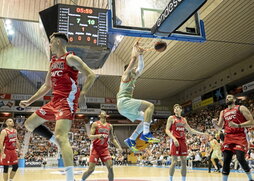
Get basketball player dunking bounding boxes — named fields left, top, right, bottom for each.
left=117, top=41, right=159, bottom=152
left=0, top=119, right=20, bottom=181
left=166, top=104, right=207, bottom=181
left=212, top=94, right=254, bottom=181
left=81, top=110, right=123, bottom=181
left=19, top=33, right=96, bottom=181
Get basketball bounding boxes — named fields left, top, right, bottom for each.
left=154, top=41, right=167, bottom=52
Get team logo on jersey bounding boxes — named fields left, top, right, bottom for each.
left=98, top=128, right=109, bottom=134
left=175, top=122, right=184, bottom=127
left=8, top=133, right=16, bottom=139
left=224, top=114, right=236, bottom=121
left=224, top=110, right=237, bottom=117
left=51, top=62, right=64, bottom=69
left=39, top=108, right=46, bottom=115
left=51, top=70, right=63, bottom=77
left=176, top=127, right=185, bottom=131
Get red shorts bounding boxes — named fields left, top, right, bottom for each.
left=0, top=149, right=18, bottom=166
left=222, top=133, right=248, bottom=153
left=36, top=95, right=79, bottom=121
left=170, top=138, right=188, bottom=156
left=89, top=146, right=111, bottom=163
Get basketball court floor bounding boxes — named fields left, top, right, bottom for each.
left=11, top=166, right=247, bottom=181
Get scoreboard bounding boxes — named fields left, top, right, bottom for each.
left=58, top=5, right=108, bottom=47
left=39, top=4, right=112, bottom=69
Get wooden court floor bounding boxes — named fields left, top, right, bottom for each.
left=2, top=166, right=248, bottom=181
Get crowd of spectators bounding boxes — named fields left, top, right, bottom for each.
left=2, top=93, right=254, bottom=169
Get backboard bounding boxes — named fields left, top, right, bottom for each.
left=108, top=0, right=207, bottom=42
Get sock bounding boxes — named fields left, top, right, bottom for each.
left=130, top=122, right=143, bottom=140
left=222, top=174, right=228, bottom=181
left=246, top=172, right=253, bottom=180
left=33, top=125, right=53, bottom=140
left=182, top=176, right=186, bottom=181
left=65, top=166, right=74, bottom=181
left=143, top=122, right=150, bottom=134
left=169, top=176, right=173, bottom=181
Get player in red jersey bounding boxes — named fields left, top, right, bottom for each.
left=81, top=110, right=123, bottom=181
left=165, top=104, right=207, bottom=181
left=0, top=119, right=20, bottom=181
left=19, top=33, right=96, bottom=181
left=212, top=94, right=254, bottom=181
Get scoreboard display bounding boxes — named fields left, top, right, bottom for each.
left=39, top=4, right=112, bottom=69
left=58, top=4, right=108, bottom=47
left=40, top=4, right=108, bottom=47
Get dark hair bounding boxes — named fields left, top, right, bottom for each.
left=50, top=32, right=69, bottom=43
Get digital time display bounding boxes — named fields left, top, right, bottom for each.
left=58, top=4, right=108, bottom=47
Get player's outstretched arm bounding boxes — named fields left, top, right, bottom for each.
left=184, top=118, right=207, bottom=136
left=165, top=116, right=179, bottom=146
left=109, top=125, right=123, bottom=152
left=0, top=130, right=7, bottom=155
left=229, top=106, right=254, bottom=128
left=66, top=54, right=96, bottom=109
left=212, top=111, right=224, bottom=130
left=135, top=55, right=144, bottom=77
left=19, top=68, right=52, bottom=108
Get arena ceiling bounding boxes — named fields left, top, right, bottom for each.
left=0, top=0, right=253, bottom=101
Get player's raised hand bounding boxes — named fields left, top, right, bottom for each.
left=98, top=134, right=108, bottom=139
left=229, top=121, right=239, bottom=128
left=19, top=100, right=31, bottom=108
left=131, top=40, right=145, bottom=58
left=212, top=118, right=218, bottom=124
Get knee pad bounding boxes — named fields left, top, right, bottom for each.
left=12, top=164, right=18, bottom=172
left=3, top=165, right=9, bottom=173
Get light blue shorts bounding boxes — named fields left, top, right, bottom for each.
left=117, top=97, right=143, bottom=122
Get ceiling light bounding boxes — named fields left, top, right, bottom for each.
left=5, top=19, right=12, bottom=25
left=8, top=30, right=15, bottom=35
